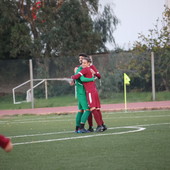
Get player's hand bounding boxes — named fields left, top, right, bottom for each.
left=90, top=69, right=95, bottom=76
left=74, top=67, right=78, bottom=73
left=4, top=140, right=13, bottom=152
left=69, top=80, right=75, bottom=86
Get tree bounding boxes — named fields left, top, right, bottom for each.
left=0, top=0, right=118, bottom=59
left=16, top=0, right=118, bottom=58
left=94, top=5, right=118, bottom=52
left=0, top=0, right=32, bottom=59
left=129, top=7, right=170, bottom=91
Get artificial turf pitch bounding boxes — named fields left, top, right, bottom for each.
left=0, top=110, right=170, bottom=170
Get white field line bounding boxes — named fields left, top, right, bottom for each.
left=0, top=110, right=170, bottom=124
left=111, top=115, right=170, bottom=119
left=136, top=122, right=170, bottom=127
left=0, top=115, right=73, bottom=124
left=107, top=109, right=170, bottom=114
left=1, top=114, right=170, bottom=125
left=0, top=109, right=169, bottom=124
left=11, top=115, right=72, bottom=121
left=0, top=119, right=75, bottom=124
left=9, top=126, right=145, bottom=139
left=13, top=126, right=146, bottom=146
left=12, top=122, right=170, bottom=146
left=10, top=131, right=74, bottom=138
left=10, top=122, right=170, bottom=139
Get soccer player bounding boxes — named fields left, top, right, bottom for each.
left=87, top=56, right=102, bottom=130
left=73, top=66, right=95, bottom=133
left=71, top=57, right=107, bottom=132
left=76, top=54, right=103, bottom=131
left=71, top=54, right=95, bottom=133
left=75, top=54, right=97, bottom=132
left=0, top=134, right=13, bottom=152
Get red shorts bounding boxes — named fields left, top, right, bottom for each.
left=86, top=90, right=101, bottom=108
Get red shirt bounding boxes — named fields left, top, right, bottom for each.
left=72, top=67, right=97, bottom=93
left=90, top=65, right=101, bottom=79
left=0, top=135, right=10, bottom=149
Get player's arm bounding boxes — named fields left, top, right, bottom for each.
left=0, top=134, right=13, bottom=152
left=71, top=73, right=81, bottom=80
left=90, top=65, right=101, bottom=79
left=71, top=67, right=87, bottom=80
left=80, top=75, right=94, bottom=82
left=74, top=67, right=78, bottom=73
left=70, top=66, right=80, bottom=85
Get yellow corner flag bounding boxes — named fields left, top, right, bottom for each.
left=124, top=73, right=130, bottom=85
left=124, top=73, right=130, bottom=111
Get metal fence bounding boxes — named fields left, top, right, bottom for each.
left=0, top=51, right=169, bottom=106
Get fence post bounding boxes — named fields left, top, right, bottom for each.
left=45, top=79, right=48, bottom=99
left=151, top=52, right=156, bottom=101
left=29, top=59, right=34, bottom=108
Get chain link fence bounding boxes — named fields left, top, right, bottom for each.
left=0, top=51, right=169, bottom=107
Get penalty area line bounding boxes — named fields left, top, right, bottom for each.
left=13, top=126, right=145, bottom=146
left=10, top=122, right=170, bottom=139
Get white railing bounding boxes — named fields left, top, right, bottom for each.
left=12, top=80, right=31, bottom=104
left=26, top=79, right=46, bottom=103
left=12, top=78, right=72, bottom=104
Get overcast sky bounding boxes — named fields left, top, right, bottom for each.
left=100, top=0, right=165, bottom=50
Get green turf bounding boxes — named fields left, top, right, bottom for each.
left=0, top=110, right=170, bottom=170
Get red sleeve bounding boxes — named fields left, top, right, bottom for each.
left=71, top=73, right=81, bottom=80
left=90, top=65, right=101, bottom=79
left=0, top=135, right=10, bottom=149
left=71, top=67, right=88, bottom=80
left=80, top=67, right=88, bottom=75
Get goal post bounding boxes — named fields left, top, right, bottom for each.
left=12, top=78, right=72, bottom=104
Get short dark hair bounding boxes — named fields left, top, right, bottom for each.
left=78, top=53, right=87, bottom=58
left=82, top=57, right=92, bottom=63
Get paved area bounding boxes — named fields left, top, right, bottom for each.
left=0, top=101, right=170, bottom=117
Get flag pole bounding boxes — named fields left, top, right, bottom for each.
left=124, top=73, right=127, bottom=112
left=124, top=73, right=130, bottom=112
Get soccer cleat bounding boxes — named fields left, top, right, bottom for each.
left=75, top=126, right=79, bottom=133
left=77, top=128, right=87, bottom=133
left=102, top=124, right=107, bottom=131
left=95, top=125, right=104, bottom=132
left=87, top=127, right=94, bottom=133
left=75, top=130, right=78, bottom=133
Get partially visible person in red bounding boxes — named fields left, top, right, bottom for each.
left=0, top=134, right=13, bottom=152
